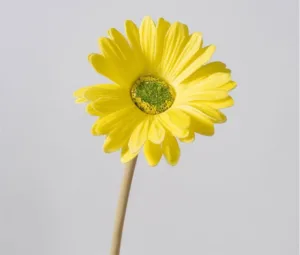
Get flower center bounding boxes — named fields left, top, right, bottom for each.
left=130, top=75, right=175, bottom=115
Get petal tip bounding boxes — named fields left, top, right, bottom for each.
left=209, top=44, right=216, bottom=52
left=167, top=158, right=179, bottom=166
left=88, top=53, right=96, bottom=63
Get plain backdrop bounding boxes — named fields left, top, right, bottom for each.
left=0, top=0, right=298, bottom=254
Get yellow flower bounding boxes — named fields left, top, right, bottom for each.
left=74, top=16, right=236, bottom=166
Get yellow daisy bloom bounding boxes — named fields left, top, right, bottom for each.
left=74, top=16, right=236, bottom=166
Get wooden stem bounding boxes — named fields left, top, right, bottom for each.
left=110, top=156, right=138, bottom=255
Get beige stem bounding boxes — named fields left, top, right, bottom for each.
left=110, top=156, right=138, bottom=255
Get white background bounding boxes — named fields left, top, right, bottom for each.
left=0, top=0, right=298, bottom=254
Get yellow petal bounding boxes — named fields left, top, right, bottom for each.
left=98, top=38, right=137, bottom=86
left=158, top=109, right=190, bottom=138
left=125, top=20, right=142, bottom=52
left=73, top=86, right=92, bottom=103
left=179, top=131, right=195, bottom=143
left=144, top=140, right=162, bottom=166
left=121, top=145, right=138, bottom=163
left=75, top=97, right=88, bottom=103
left=154, top=18, right=170, bottom=67
left=162, top=134, right=180, bottom=166
left=84, top=84, right=121, bottom=101
left=92, top=107, right=136, bottom=135
left=173, top=45, right=216, bottom=86
left=103, top=135, right=123, bottom=153
left=91, top=97, right=132, bottom=116
left=183, top=89, right=229, bottom=101
left=139, top=16, right=156, bottom=68
left=73, top=86, right=91, bottom=98
left=74, top=84, right=122, bottom=108
left=108, top=27, right=145, bottom=81
left=103, top=115, right=143, bottom=153
left=193, top=120, right=214, bottom=136
left=128, top=118, right=150, bottom=154
left=88, top=53, right=126, bottom=86
left=103, top=125, right=132, bottom=153
left=182, top=61, right=230, bottom=84
left=189, top=103, right=227, bottom=123
left=170, top=32, right=202, bottom=79
left=160, top=22, right=189, bottom=79
left=99, top=37, right=125, bottom=61
left=200, top=96, right=234, bottom=109
left=148, top=118, right=165, bottom=144
left=86, top=103, right=102, bottom=116
left=108, top=28, right=132, bottom=60
left=91, top=117, right=102, bottom=136
left=219, top=81, right=237, bottom=91
left=179, top=105, right=215, bottom=136
left=184, top=72, right=231, bottom=90
left=125, top=20, right=146, bottom=73
left=88, top=85, right=131, bottom=116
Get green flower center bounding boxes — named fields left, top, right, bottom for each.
left=130, top=75, right=176, bottom=115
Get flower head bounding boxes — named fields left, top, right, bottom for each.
left=74, top=16, right=236, bottom=166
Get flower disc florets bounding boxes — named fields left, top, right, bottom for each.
left=131, top=75, right=176, bottom=114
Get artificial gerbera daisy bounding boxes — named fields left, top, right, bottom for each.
left=74, top=16, right=236, bottom=166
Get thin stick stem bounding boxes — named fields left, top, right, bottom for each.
left=110, top=156, right=138, bottom=255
